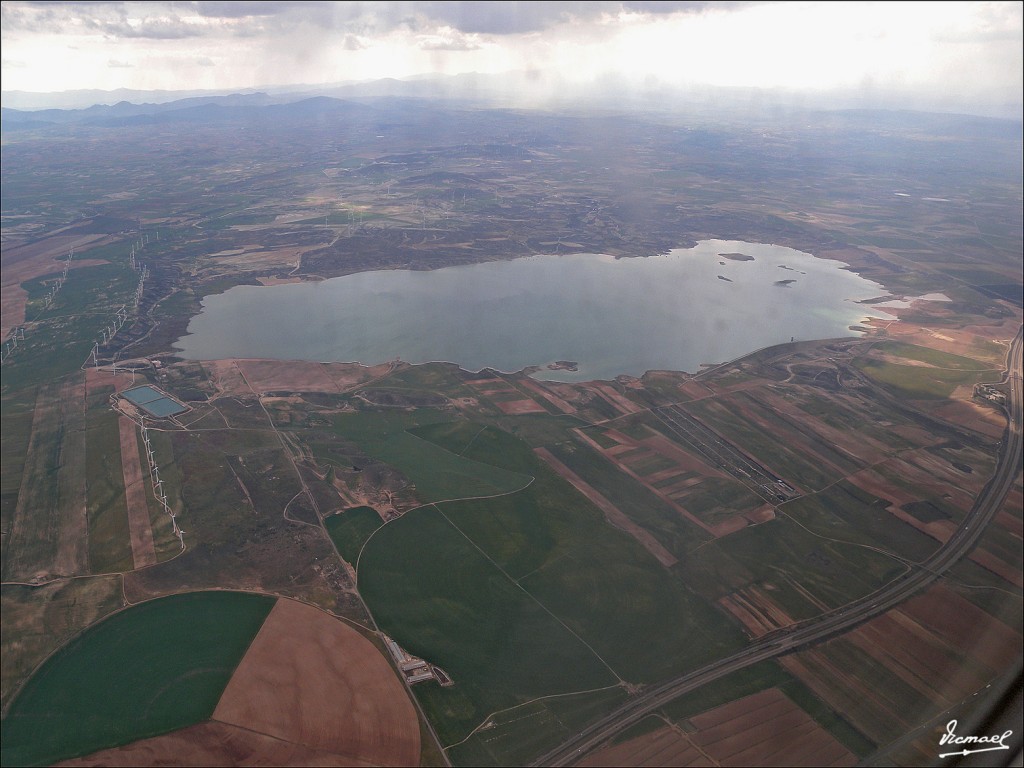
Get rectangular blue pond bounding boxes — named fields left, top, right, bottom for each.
left=122, top=386, right=187, bottom=417
left=122, top=386, right=165, bottom=406
left=139, top=397, right=188, bottom=417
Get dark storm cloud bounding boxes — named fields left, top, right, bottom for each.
left=86, top=16, right=202, bottom=39
left=620, top=1, right=756, bottom=16
left=3, top=1, right=751, bottom=39
left=191, top=1, right=318, bottom=17
left=403, top=1, right=748, bottom=35
left=3, top=2, right=215, bottom=38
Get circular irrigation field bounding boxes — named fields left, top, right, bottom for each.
left=1, top=591, right=420, bottom=767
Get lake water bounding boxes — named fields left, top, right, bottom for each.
left=174, top=240, right=894, bottom=382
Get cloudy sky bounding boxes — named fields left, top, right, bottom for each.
left=2, top=1, right=1021, bottom=114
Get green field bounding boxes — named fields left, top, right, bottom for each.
left=0, top=591, right=274, bottom=767
left=782, top=481, right=941, bottom=563
left=84, top=405, right=133, bottom=573
left=1, top=93, right=1022, bottom=768
left=0, top=263, right=138, bottom=394
left=360, top=506, right=618, bottom=747
left=541, top=438, right=712, bottom=558
left=0, top=577, right=123, bottom=712
left=356, top=418, right=747, bottom=762
left=330, top=411, right=533, bottom=502
left=855, top=358, right=998, bottom=399
left=0, top=387, right=37, bottom=574
left=448, top=686, right=628, bottom=766
left=680, top=514, right=912, bottom=620
left=870, top=341, right=994, bottom=370
left=1, top=379, right=87, bottom=581
left=324, top=505, right=384, bottom=564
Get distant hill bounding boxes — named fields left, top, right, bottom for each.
left=8, top=71, right=1019, bottom=119
left=0, top=95, right=390, bottom=132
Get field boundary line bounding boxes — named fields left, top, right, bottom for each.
left=775, top=500, right=926, bottom=568
left=430, top=501, right=626, bottom=685
left=443, top=683, right=625, bottom=751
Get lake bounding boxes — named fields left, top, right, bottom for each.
left=173, top=239, right=894, bottom=382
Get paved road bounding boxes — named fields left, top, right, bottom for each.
left=534, top=325, right=1023, bottom=767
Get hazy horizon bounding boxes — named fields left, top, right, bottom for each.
left=3, top=1, right=1021, bottom=118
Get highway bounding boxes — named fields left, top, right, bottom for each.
left=533, top=325, right=1023, bottom=767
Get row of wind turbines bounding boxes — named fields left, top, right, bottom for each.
left=89, top=232, right=152, bottom=367
left=1, top=249, right=75, bottom=365
left=140, top=418, right=185, bottom=550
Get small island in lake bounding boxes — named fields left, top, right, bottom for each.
left=719, top=252, right=755, bottom=261
left=718, top=275, right=733, bottom=282
left=775, top=279, right=797, bottom=286
left=547, top=360, right=579, bottom=371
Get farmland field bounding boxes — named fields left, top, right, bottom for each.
left=0, top=591, right=274, bottom=767
left=1, top=78, right=1021, bottom=768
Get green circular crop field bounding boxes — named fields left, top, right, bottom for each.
left=0, top=590, right=274, bottom=767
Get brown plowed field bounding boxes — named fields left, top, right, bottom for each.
left=930, top=399, right=1007, bottom=439
left=518, top=376, right=577, bottom=413
left=56, top=720, right=382, bottom=767
left=967, top=548, right=1023, bottom=588
left=995, top=508, right=1023, bottom=538
left=674, top=379, right=716, bottom=401
left=688, top=689, right=855, bottom=766
left=718, top=587, right=795, bottom=637
left=578, top=726, right=714, bottom=767
left=590, top=383, right=644, bottom=415
left=708, top=517, right=749, bottom=538
left=61, top=599, right=419, bottom=766
left=781, top=583, right=1022, bottom=745
left=496, top=398, right=547, bottom=414
left=212, top=598, right=420, bottom=766
left=899, top=584, right=1022, bottom=670
left=202, top=359, right=397, bottom=398
left=639, top=431, right=728, bottom=480
left=581, top=688, right=855, bottom=767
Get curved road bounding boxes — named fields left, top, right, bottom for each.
left=534, top=325, right=1023, bottom=767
